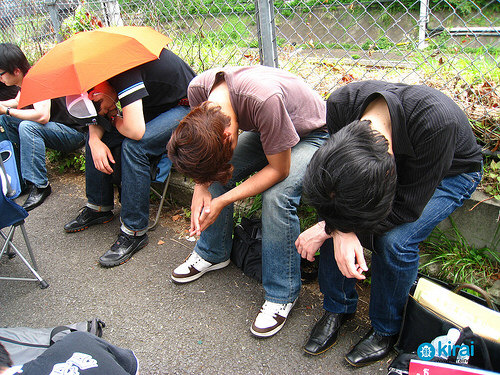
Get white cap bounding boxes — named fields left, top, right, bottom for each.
left=66, top=92, right=97, bottom=119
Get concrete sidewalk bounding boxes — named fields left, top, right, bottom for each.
left=0, top=172, right=390, bottom=374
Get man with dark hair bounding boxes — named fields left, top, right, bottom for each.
left=167, top=65, right=329, bottom=337
left=295, top=80, right=482, bottom=366
left=0, top=332, right=139, bottom=374
left=0, top=43, right=86, bottom=210
left=64, top=48, right=195, bottom=268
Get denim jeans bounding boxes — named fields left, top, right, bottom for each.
left=0, top=115, right=85, bottom=187
left=195, top=129, right=329, bottom=304
left=85, top=105, right=191, bottom=235
left=318, top=170, right=482, bottom=335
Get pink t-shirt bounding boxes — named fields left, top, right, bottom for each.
left=187, top=66, right=327, bottom=155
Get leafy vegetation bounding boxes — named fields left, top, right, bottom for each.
left=47, top=149, right=85, bottom=173
left=420, top=218, right=500, bottom=291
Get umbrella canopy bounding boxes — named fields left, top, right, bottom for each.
left=18, top=26, right=171, bottom=108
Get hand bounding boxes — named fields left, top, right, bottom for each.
left=0, top=104, right=7, bottom=115
left=295, top=222, right=330, bottom=262
left=332, top=231, right=368, bottom=280
left=88, top=138, right=115, bottom=174
left=190, top=184, right=213, bottom=236
left=197, top=196, right=225, bottom=232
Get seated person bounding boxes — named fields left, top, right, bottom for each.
left=0, top=331, right=139, bottom=375
left=0, top=43, right=86, bottom=211
left=167, top=65, right=329, bottom=337
left=64, top=48, right=195, bottom=268
left=295, top=80, right=483, bottom=367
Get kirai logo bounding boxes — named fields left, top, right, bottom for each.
left=417, top=341, right=474, bottom=361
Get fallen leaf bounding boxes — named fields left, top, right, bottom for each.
left=157, top=240, right=165, bottom=245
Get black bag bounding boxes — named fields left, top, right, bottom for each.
left=388, top=276, right=500, bottom=374
left=0, top=318, right=105, bottom=366
left=231, top=217, right=262, bottom=282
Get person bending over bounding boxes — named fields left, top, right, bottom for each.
left=64, top=48, right=195, bottom=267
left=295, top=80, right=482, bottom=367
left=168, top=65, right=329, bottom=337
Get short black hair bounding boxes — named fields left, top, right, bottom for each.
left=0, top=342, right=12, bottom=369
left=303, top=119, right=396, bottom=235
left=0, top=43, right=30, bottom=76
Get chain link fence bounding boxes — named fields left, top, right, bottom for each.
left=0, top=0, right=499, bottom=149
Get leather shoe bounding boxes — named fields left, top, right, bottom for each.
left=345, top=328, right=398, bottom=367
left=64, top=207, right=114, bottom=233
left=304, top=311, right=355, bottom=355
left=99, top=231, right=149, bottom=267
left=22, top=184, right=51, bottom=211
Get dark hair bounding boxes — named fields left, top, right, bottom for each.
left=303, top=120, right=396, bottom=235
left=0, top=43, right=30, bottom=75
left=0, top=342, right=12, bottom=369
left=167, top=102, right=234, bottom=184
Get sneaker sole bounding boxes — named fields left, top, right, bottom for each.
left=65, top=216, right=114, bottom=233
left=171, top=259, right=230, bottom=284
left=98, top=238, right=149, bottom=268
left=250, top=321, right=287, bottom=338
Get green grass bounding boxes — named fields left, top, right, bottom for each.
left=420, top=218, right=500, bottom=290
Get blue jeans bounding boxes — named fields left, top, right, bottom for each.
left=195, top=130, right=329, bottom=304
left=85, top=105, right=190, bottom=236
left=318, top=170, right=482, bottom=335
left=0, top=115, right=85, bottom=187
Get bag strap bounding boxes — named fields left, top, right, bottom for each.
left=0, top=335, right=50, bottom=349
left=49, top=326, right=76, bottom=345
left=452, top=284, right=498, bottom=312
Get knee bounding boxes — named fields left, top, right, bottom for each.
left=376, top=231, right=419, bottom=264
left=18, top=120, right=40, bottom=136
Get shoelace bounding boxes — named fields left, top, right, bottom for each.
left=187, top=252, right=208, bottom=267
left=260, top=301, right=287, bottom=317
left=110, top=233, right=132, bottom=251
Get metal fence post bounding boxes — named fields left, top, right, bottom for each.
left=418, top=0, right=429, bottom=49
left=255, top=0, right=278, bottom=68
left=45, top=0, right=62, bottom=42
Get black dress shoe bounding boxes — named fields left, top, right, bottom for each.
left=98, top=231, right=149, bottom=267
left=64, top=207, right=114, bottom=233
left=304, top=311, right=355, bottom=355
left=22, top=184, right=51, bottom=211
left=345, top=328, right=398, bottom=367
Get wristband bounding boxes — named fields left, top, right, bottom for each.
left=6, top=107, right=10, bottom=116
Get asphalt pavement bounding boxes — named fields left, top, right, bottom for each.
left=0, top=172, right=391, bottom=374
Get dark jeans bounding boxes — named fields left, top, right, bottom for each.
left=318, top=170, right=482, bottom=335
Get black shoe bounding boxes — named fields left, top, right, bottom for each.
left=98, top=231, right=149, bottom=267
left=22, top=184, right=52, bottom=211
left=303, top=311, right=355, bottom=355
left=64, top=207, right=114, bottom=233
left=345, top=328, right=398, bottom=367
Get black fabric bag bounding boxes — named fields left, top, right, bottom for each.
left=0, top=318, right=105, bottom=366
left=388, top=276, right=500, bottom=374
left=231, top=217, right=262, bottom=283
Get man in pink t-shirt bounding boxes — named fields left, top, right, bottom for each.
left=167, top=66, right=329, bottom=337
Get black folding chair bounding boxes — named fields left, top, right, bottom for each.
left=148, top=154, right=173, bottom=231
left=0, top=142, right=48, bottom=289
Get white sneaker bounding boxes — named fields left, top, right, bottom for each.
left=250, top=299, right=297, bottom=338
left=171, top=251, right=230, bottom=283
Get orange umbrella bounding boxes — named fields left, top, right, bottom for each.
left=18, top=26, right=172, bottom=108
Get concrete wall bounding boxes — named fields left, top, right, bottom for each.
left=167, top=172, right=500, bottom=251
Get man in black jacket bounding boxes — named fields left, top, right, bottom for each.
left=296, top=80, right=483, bottom=367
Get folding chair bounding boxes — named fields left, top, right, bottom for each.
left=0, top=141, right=49, bottom=289
left=148, top=154, right=173, bottom=231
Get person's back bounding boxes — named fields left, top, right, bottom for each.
left=1, top=332, right=139, bottom=375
